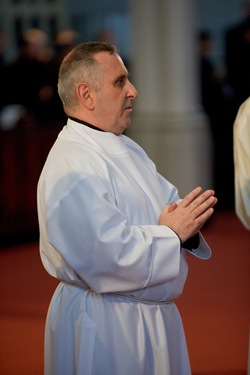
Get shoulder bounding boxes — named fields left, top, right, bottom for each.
left=122, top=134, right=150, bottom=159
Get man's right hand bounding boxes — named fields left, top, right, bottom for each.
left=159, top=187, right=217, bottom=243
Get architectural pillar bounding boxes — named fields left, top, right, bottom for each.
left=128, top=0, right=213, bottom=197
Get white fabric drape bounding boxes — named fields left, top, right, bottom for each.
left=234, top=97, right=250, bottom=230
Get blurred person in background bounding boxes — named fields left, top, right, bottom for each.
left=1, top=28, right=54, bottom=130
left=198, top=30, right=233, bottom=210
left=225, top=0, right=250, bottom=112
left=198, top=30, right=223, bottom=141
left=45, top=28, right=79, bottom=125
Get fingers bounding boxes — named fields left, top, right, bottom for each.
left=192, top=194, right=217, bottom=218
left=193, top=206, right=215, bottom=232
left=190, top=193, right=217, bottom=233
left=179, top=187, right=203, bottom=208
left=160, top=187, right=217, bottom=242
left=179, top=187, right=216, bottom=212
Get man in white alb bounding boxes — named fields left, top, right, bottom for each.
left=37, top=42, right=217, bottom=375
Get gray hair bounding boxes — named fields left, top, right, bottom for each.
left=58, top=41, right=118, bottom=112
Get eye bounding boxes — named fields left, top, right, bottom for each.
left=116, top=76, right=126, bottom=87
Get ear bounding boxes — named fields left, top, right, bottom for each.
left=76, top=82, right=95, bottom=110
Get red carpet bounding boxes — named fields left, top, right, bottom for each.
left=0, top=211, right=249, bottom=374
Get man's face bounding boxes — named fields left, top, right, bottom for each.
left=92, top=52, right=138, bottom=135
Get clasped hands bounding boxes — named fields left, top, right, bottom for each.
left=159, top=187, right=217, bottom=244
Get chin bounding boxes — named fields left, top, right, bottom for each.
left=123, top=123, right=131, bottom=133
left=115, top=120, right=131, bottom=135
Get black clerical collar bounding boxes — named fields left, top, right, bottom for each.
left=68, top=116, right=104, bottom=132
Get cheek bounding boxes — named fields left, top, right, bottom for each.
left=107, top=99, right=121, bottom=118
left=98, top=93, right=123, bottom=120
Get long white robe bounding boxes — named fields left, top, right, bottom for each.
left=233, top=97, right=250, bottom=230
left=37, top=119, right=212, bottom=375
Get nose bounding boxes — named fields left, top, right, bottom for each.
left=127, top=81, right=138, bottom=100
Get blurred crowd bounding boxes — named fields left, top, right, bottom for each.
left=1, top=4, right=250, bottom=210
left=1, top=8, right=249, bottom=135
left=198, top=2, right=250, bottom=209
left=0, top=28, right=79, bottom=131
left=0, top=27, right=128, bottom=132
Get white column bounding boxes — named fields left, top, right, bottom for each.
left=128, top=0, right=212, bottom=197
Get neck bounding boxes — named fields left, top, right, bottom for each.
left=68, top=116, right=104, bottom=132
